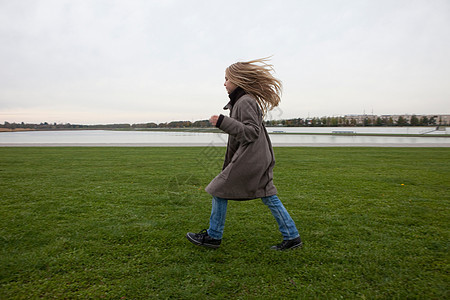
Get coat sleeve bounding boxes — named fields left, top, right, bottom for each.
left=218, top=96, right=261, bottom=144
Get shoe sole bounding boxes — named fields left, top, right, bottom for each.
left=186, top=233, right=220, bottom=249
left=289, top=242, right=303, bottom=250
left=271, top=242, right=303, bottom=251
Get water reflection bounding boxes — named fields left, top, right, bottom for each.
left=0, top=130, right=448, bottom=146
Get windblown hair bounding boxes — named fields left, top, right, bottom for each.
left=226, top=57, right=282, bottom=116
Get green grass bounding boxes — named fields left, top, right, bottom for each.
left=0, top=147, right=448, bottom=299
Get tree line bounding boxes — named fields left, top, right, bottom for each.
left=0, top=115, right=444, bottom=130
left=265, top=115, right=441, bottom=127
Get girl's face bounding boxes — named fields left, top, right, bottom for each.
left=224, top=76, right=238, bottom=94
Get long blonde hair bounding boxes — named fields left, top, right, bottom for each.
left=226, top=57, right=282, bottom=116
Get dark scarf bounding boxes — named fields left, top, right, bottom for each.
left=216, top=87, right=247, bottom=128
left=228, top=86, right=246, bottom=107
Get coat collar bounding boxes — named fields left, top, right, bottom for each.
left=223, top=86, right=246, bottom=110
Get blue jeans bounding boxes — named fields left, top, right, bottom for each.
left=207, top=195, right=300, bottom=240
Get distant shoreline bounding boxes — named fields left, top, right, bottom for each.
left=0, top=128, right=36, bottom=132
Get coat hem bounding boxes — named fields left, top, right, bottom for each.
left=205, top=189, right=278, bottom=201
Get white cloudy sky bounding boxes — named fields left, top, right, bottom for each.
left=1, top=0, right=449, bottom=124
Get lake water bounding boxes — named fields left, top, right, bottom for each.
left=1, top=128, right=449, bottom=147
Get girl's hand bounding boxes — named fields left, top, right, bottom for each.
left=209, top=115, right=219, bottom=126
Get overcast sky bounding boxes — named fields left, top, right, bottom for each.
left=1, top=0, right=449, bottom=125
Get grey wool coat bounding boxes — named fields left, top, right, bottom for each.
left=205, top=88, right=278, bottom=200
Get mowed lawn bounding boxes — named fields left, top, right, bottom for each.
left=0, top=147, right=448, bottom=299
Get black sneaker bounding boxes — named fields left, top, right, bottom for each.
left=186, top=229, right=221, bottom=249
left=270, top=237, right=303, bottom=251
